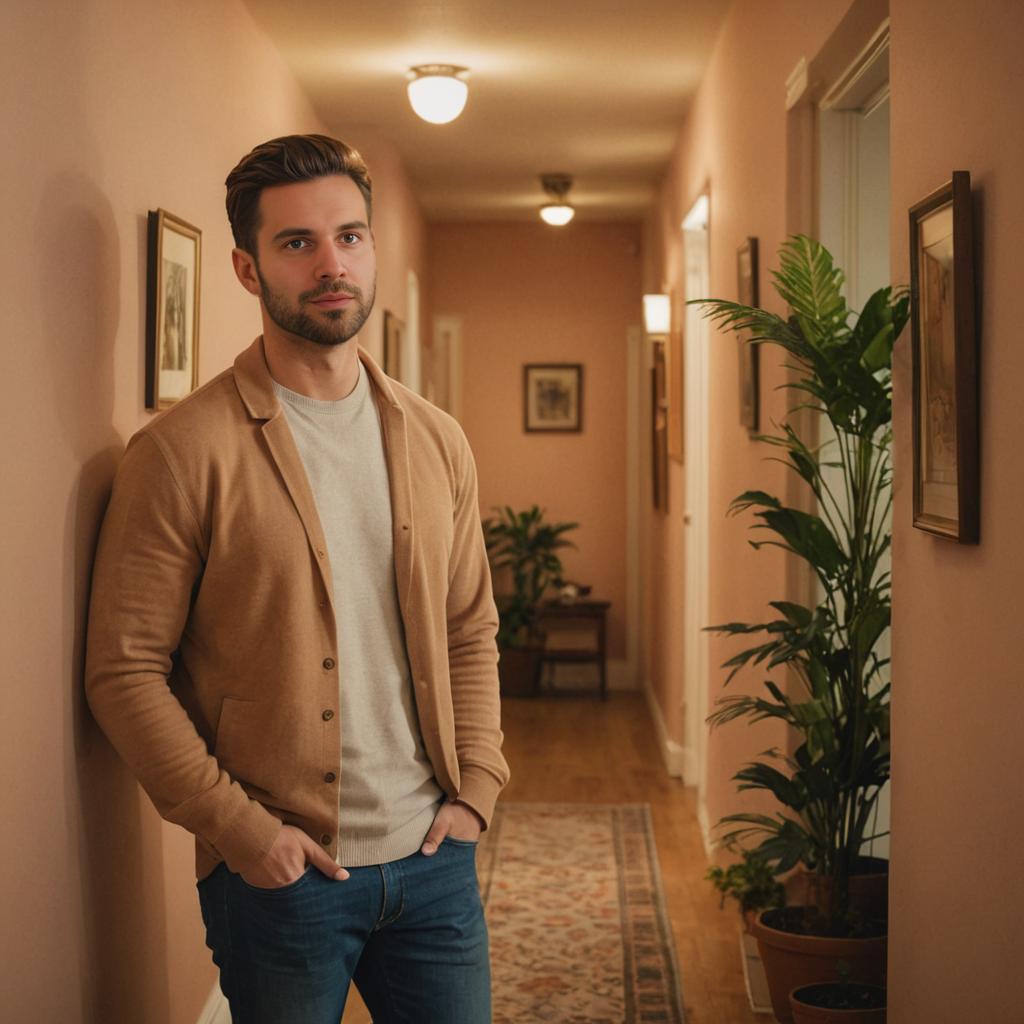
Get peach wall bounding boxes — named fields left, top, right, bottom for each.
left=889, top=2, right=1024, bottom=1018
left=428, top=222, right=642, bottom=661
left=0, top=1, right=424, bottom=1020
left=642, top=0, right=853, bottom=829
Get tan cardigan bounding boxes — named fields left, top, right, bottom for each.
left=85, top=339, right=508, bottom=879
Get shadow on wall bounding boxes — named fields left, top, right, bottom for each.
left=39, top=171, right=173, bottom=1024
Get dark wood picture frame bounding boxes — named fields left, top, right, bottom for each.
left=737, top=237, right=760, bottom=433
left=146, top=209, right=201, bottom=409
left=651, top=341, right=668, bottom=510
left=909, top=171, right=979, bottom=543
left=383, top=310, right=404, bottom=379
left=523, top=363, right=583, bottom=433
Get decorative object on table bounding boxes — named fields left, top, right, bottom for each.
left=146, top=209, right=201, bottom=410
left=482, top=505, right=578, bottom=696
left=706, top=845, right=785, bottom=1013
left=651, top=340, right=669, bottom=510
left=908, top=170, right=979, bottom=543
left=523, top=363, right=582, bottom=432
left=694, top=236, right=907, bottom=1022
left=737, top=237, right=760, bottom=433
left=383, top=309, right=404, bottom=380
left=554, top=579, right=591, bottom=604
left=478, top=803, right=687, bottom=1023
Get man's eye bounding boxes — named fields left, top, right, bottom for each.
left=342, top=233, right=361, bottom=245
left=285, top=239, right=308, bottom=250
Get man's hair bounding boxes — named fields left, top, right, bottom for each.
left=225, top=134, right=373, bottom=255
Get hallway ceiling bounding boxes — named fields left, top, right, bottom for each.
left=241, top=0, right=731, bottom=222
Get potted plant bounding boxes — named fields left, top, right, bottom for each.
left=790, top=979, right=886, bottom=1023
left=706, top=846, right=785, bottom=1013
left=695, top=236, right=907, bottom=1021
left=483, top=505, right=578, bottom=696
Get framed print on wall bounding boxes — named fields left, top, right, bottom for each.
left=737, top=237, right=760, bottom=433
left=146, top=209, right=201, bottom=410
left=384, top=310, right=405, bottom=380
left=908, top=171, right=979, bottom=543
left=523, top=363, right=583, bottom=433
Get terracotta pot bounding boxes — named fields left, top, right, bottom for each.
left=789, top=982, right=886, bottom=1023
left=497, top=646, right=542, bottom=697
left=751, top=909, right=887, bottom=1024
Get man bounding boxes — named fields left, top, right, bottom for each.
left=85, top=134, right=508, bottom=1024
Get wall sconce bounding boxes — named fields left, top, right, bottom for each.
left=539, top=173, right=575, bottom=226
left=407, top=65, right=469, bottom=124
left=643, top=294, right=671, bottom=335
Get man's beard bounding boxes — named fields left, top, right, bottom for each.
left=258, top=269, right=376, bottom=348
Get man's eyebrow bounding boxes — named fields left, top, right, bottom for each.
left=270, top=221, right=369, bottom=243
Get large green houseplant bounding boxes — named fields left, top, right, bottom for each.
left=695, top=236, right=907, bottom=1019
left=483, top=505, right=578, bottom=695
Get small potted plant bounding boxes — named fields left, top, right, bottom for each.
left=790, top=962, right=886, bottom=1022
left=706, top=846, right=785, bottom=1013
left=483, top=505, right=578, bottom=696
left=695, top=236, right=907, bottom=1022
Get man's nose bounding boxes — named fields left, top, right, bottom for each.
left=316, top=246, right=348, bottom=280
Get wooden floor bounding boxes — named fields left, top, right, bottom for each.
left=344, top=691, right=764, bottom=1023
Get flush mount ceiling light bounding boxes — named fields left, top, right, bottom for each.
left=407, top=65, right=469, bottom=124
left=539, top=173, right=575, bottom=226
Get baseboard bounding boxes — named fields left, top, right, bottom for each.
left=197, top=981, right=229, bottom=1024
left=642, top=679, right=685, bottom=778
left=697, top=795, right=714, bottom=858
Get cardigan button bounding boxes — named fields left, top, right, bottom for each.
left=322, top=709, right=334, bottom=721
left=323, top=657, right=336, bottom=670
left=320, top=834, right=331, bottom=846
left=324, top=771, right=337, bottom=784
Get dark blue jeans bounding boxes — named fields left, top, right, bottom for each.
left=197, top=837, right=490, bottom=1023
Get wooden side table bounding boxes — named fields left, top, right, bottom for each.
left=536, top=599, right=611, bottom=700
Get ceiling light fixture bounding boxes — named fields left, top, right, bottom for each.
left=407, top=65, right=469, bottom=124
left=539, top=173, right=575, bottom=226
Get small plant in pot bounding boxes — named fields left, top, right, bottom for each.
left=483, top=505, right=578, bottom=696
left=694, top=236, right=907, bottom=1021
left=790, top=962, right=886, bottom=1023
left=706, top=845, right=786, bottom=1013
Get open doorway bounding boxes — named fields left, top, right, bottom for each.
left=682, top=194, right=711, bottom=827
left=816, top=24, right=891, bottom=860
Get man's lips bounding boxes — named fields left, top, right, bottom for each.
left=310, top=293, right=354, bottom=307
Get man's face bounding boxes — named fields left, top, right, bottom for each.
left=246, top=174, right=376, bottom=348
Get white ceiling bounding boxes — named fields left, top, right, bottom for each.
left=242, top=0, right=732, bottom=222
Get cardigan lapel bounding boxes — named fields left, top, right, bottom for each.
left=233, top=338, right=334, bottom=603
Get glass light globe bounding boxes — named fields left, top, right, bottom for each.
left=408, top=73, right=469, bottom=125
left=540, top=203, right=575, bottom=226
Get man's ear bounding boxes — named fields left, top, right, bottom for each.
left=232, top=247, right=262, bottom=297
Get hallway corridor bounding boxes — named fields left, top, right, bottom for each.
left=498, top=693, right=760, bottom=1024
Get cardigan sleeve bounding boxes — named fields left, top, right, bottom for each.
left=444, top=433, right=510, bottom=828
left=84, top=431, right=282, bottom=873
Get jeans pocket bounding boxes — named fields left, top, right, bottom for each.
left=238, top=864, right=316, bottom=896
left=441, top=835, right=480, bottom=848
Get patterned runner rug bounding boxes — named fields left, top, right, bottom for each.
left=478, top=803, right=687, bottom=1023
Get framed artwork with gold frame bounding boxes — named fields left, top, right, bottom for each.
left=909, top=171, right=979, bottom=543
left=737, top=237, right=760, bottom=433
left=146, top=209, right=201, bottom=410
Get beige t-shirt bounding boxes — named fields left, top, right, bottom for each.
left=274, top=364, right=443, bottom=866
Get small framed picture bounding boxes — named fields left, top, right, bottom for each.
left=383, top=309, right=405, bottom=379
left=146, top=209, right=201, bottom=409
left=908, top=171, right=979, bottom=543
left=737, top=237, right=760, bottom=433
left=523, top=363, right=583, bottom=433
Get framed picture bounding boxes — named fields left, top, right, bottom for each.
left=146, top=209, right=201, bottom=409
left=523, top=363, right=583, bottom=433
left=737, top=237, right=760, bottom=433
left=909, top=171, right=979, bottom=543
left=667, top=315, right=684, bottom=462
left=383, top=310, right=404, bottom=379
left=651, top=342, right=669, bottom=510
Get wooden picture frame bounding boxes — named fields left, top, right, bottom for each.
left=523, top=363, right=583, bottom=433
left=652, top=341, right=668, bottom=510
left=737, top=237, right=760, bottom=433
left=909, top=171, right=979, bottom=543
left=146, top=209, right=201, bottom=409
left=383, top=310, right=404, bottom=379
left=667, top=313, right=684, bottom=463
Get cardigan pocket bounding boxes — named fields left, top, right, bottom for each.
left=214, top=696, right=267, bottom=794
